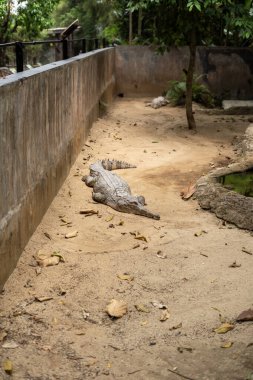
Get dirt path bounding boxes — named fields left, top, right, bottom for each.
left=0, top=99, right=253, bottom=380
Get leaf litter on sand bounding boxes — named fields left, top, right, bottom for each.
left=35, top=296, right=54, bottom=302
left=65, top=230, right=78, bottom=239
left=236, top=309, right=253, bottom=322
left=3, top=359, right=13, bottom=374
left=169, top=322, right=182, bottom=330
left=79, top=209, right=98, bottom=216
left=0, top=331, right=7, bottom=342
left=105, top=299, right=128, bottom=318
left=221, top=342, right=233, bottom=348
left=180, top=183, right=196, bottom=200
left=130, top=231, right=148, bottom=243
left=117, top=274, right=134, bottom=282
left=194, top=230, right=208, bottom=237
left=214, top=323, right=235, bottom=334
left=151, top=300, right=168, bottom=309
left=135, top=304, right=151, bottom=313
left=35, top=250, right=65, bottom=267
left=160, top=310, right=170, bottom=321
left=2, top=341, right=19, bottom=349
left=229, top=261, right=241, bottom=268
left=156, top=250, right=167, bottom=259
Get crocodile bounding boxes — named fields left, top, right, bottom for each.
left=146, top=96, right=169, bottom=109
left=82, top=159, right=160, bottom=220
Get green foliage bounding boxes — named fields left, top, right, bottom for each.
left=0, top=0, right=59, bottom=42
left=17, top=0, right=60, bottom=39
left=126, top=0, right=253, bottom=47
left=166, top=76, right=215, bottom=108
left=52, top=0, right=117, bottom=39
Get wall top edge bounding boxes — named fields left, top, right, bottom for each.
left=0, top=47, right=115, bottom=88
left=116, top=45, right=253, bottom=50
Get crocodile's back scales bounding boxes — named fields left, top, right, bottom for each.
left=91, top=163, right=131, bottom=199
left=83, top=160, right=160, bottom=220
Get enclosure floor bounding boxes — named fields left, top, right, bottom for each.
left=1, top=99, right=252, bottom=380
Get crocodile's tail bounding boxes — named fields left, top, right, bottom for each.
left=101, top=159, right=136, bottom=171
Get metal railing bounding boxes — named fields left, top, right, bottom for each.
left=0, top=37, right=109, bottom=73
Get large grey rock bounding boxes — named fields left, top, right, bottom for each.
left=195, top=126, right=253, bottom=230
left=222, top=100, right=253, bottom=110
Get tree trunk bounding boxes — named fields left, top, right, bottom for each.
left=129, top=11, right=133, bottom=44
left=185, top=28, right=196, bottom=130
left=138, top=8, right=142, bottom=37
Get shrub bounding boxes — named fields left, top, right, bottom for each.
left=166, top=75, right=215, bottom=108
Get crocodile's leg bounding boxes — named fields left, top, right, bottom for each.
left=137, top=195, right=146, bottom=206
left=92, top=192, right=106, bottom=203
left=82, top=175, right=96, bottom=187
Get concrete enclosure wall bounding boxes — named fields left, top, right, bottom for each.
left=0, top=48, right=115, bottom=289
left=1, top=44, right=252, bottom=289
left=116, top=46, right=253, bottom=99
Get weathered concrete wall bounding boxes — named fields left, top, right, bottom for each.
left=0, top=48, right=115, bottom=289
left=116, top=46, right=253, bottom=99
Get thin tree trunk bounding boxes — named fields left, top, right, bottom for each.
left=186, top=28, right=196, bottom=130
left=138, top=8, right=142, bottom=37
left=129, top=11, right=133, bottom=44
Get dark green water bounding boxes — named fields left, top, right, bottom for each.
left=219, top=170, right=253, bottom=197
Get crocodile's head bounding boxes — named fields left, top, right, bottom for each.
left=115, top=196, right=160, bottom=220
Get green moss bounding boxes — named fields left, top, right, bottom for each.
left=219, top=170, right=253, bottom=197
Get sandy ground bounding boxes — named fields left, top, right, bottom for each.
left=0, top=98, right=253, bottom=380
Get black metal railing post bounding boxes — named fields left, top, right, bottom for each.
left=15, top=42, right=24, bottom=72
left=95, top=39, right=99, bottom=50
left=82, top=39, right=87, bottom=53
left=62, top=39, right=68, bottom=59
left=102, top=38, right=106, bottom=48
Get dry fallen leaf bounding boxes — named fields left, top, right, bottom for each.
left=135, top=304, right=150, bottom=313
left=221, top=342, right=233, bottom=348
left=35, top=267, right=42, bottom=275
left=85, top=359, right=98, bottom=367
left=134, top=235, right=148, bottom=242
left=117, top=274, right=134, bottom=282
left=105, top=215, right=114, bottom=222
left=236, top=308, right=253, bottom=322
left=169, top=322, right=182, bottom=330
left=229, top=261, right=241, bottom=268
left=2, top=341, right=19, bottom=349
left=52, top=252, right=65, bottom=263
left=177, top=346, right=193, bottom=353
left=3, top=359, right=13, bottom=374
left=35, top=250, right=61, bottom=267
left=180, top=183, right=196, bottom=200
left=79, top=209, right=98, bottom=216
left=105, top=299, right=127, bottom=318
left=151, top=300, right=167, bottom=309
left=35, top=296, right=53, bottom=302
left=65, top=231, right=78, bottom=239
left=0, top=331, right=7, bottom=342
left=160, top=310, right=171, bottom=322
left=214, top=323, right=235, bottom=334
left=194, top=230, right=208, bottom=237
left=44, top=232, right=52, bottom=240
left=82, top=310, right=90, bottom=320
left=156, top=251, right=167, bottom=259
left=130, top=231, right=148, bottom=242
left=242, top=247, right=253, bottom=255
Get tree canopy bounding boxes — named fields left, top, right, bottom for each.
left=0, top=0, right=59, bottom=43
left=126, top=0, right=253, bottom=129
